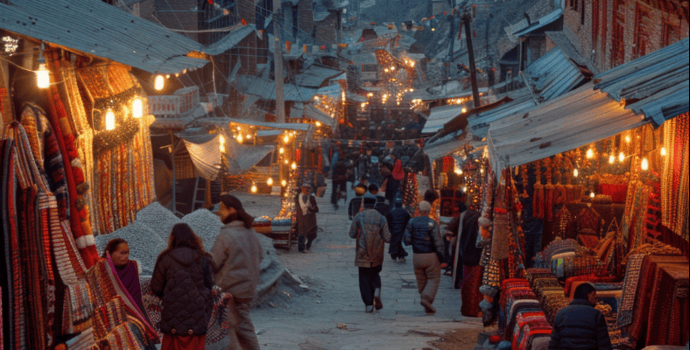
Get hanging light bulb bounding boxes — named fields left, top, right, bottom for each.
left=251, top=184, right=258, bottom=193
left=619, top=152, right=625, bottom=162
left=237, top=134, right=244, bottom=143
left=219, top=135, right=226, bottom=153
left=105, top=108, right=116, bottom=131
left=316, top=122, right=322, bottom=127
left=246, top=134, right=252, bottom=140
left=281, top=180, right=287, bottom=187
left=573, top=168, right=579, bottom=178
left=609, top=155, right=615, bottom=164
left=279, top=147, right=285, bottom=154
left=132, top=97, right=143, bottom=118
left=291, top=162, right=297, bottom=170
left=454, top=168, right=461, bottom=175
left=463, top=186, right=468, bottom=193
left=625, top=135, right=631, bottom=143
left=36, top=56, right=50, bottom=89
left=586, top=148, right=594, bottom=159
left=267, top=178, right=274, bottom=186
left=641, top=158, right=649, bottom=171
left=661, top=147, right=667, bottom=156
left=590, top=192, right=595, bottom=199
left=284, top=135, right=290, bottom=143
left=461, top=108, right=468, bottom=114
left=284, top=159, right=289, bottom=165
left=154, top=75, right=165, bottom=91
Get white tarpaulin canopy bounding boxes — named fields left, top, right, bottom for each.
left=176, top=127, right=274, bottom=180
left=486, top=83, right=647, bottom=176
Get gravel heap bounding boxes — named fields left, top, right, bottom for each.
left=181, top=209, right=224, bottom=252
left=135, top=201, right=181, bottom=241
left=95, top=221, right=167, bottom=275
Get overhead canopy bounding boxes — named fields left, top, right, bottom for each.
left=423, top=105, right=468, bottom=134
left=513, top=9, right=563, bottom=37
left=486, top=83, right=647, bottom=173
left=304, top=104, right=336, bottom=127
left=0, top=0, right=208, bottom=74
left=233, top=75, right=317, bottom=102
left=295, top=65, right=344, bottom=88
left=468, top=91, right=537, bottom=138
left=594, top=38, right=689, bottom=127
left=423, top=132, right=463, bottom=161
left=523, top=48, right=589, bottom=102
left=176, top=127, right=275, bottom=179
left=202, top=24, right=256, bottom=56
left=199, top=117, right=312, bottom=132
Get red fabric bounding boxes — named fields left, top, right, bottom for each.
left=597, top=184, right=628, bottom=203
left=392, top=159, right=404, bottom=181
left=461, top=265, right=483, bottom=317
left=161, top=334, right=207, bottom=350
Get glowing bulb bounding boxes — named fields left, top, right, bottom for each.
left=267, top=178, right=274, bottom=186
left=251, top=185, right=258, bottom=193
left=314, top=96, right=320, bottom=101
left=279, top=147, right=285, bottom=154
left=385, top=69, right=389, bottom=73
left=661, top=147, right=667, bottom=156
left=454, top=168, right=461, bottom=175
left=590, top=192, right=595, bottom=199
left=361, top=103, right=367, bottom=108
left=609, top=155, right=615, bottom=164
left=641, top=158, right=649, bottom=171
left=625, top=135, right=631, bottom=143
left=237, top=134, right=243, bottom=143
left=246, top=134, right=252, bottom=140
left=291, top=162, right=297, bottom=170
left=284, top=135, right=290, bottom=143
left=463, top=186, right=467, bottom=193
left=391, top=66, right=396, bottom=71
left=105, top=108, right=116, bottom=130
left=461, top=108, right=468, bottom=114
left=619, top=152, right=625, bottom=162
left=316, top=122, right=322, bottom=127
left=573, top=169, right=579, bottom=178
left=284, top=159, right=289, bottom=165
left=36, top=63, right=50, bottom=89
left=586, top=148, right=594, bottom=159
left=132, top=97, right=143, bottom=118
left=154, top=75, right=165, bottom=91
left=281, top=180, right=287, bottom=187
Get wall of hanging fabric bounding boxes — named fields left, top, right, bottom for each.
left=661, top=112, right=689, bottom=241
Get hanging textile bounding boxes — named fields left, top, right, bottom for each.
left=661, top=113, right=689, bottom=240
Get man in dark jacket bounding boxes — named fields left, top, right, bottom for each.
left=368, top=184, right=390, bottom=215
left=386, top=193, right=411, bottom=263
left=404, top=201, right=447, bottom=315
left=549, top=283, right=613, bottom=350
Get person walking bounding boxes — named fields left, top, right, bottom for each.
left=349, top=193, right=392, bottom=313
left=331, top=160, right=349, bottom=210
left=368, top=183, right=390, bottom=215
left=386, top=193, right=411, bottom=263
left=296, top=183, right=320, bottom=253
left=150, top=223, right=215, bottom=350
left=348, top=183, right=368, bottom=220
left=211, top=195, right=263, bottom=350
left=549, top=283, right=613, bottom=350
left=404, top=201, right=447, bottom=314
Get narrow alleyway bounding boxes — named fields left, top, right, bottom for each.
left=216, top=183, right=483, bottom=350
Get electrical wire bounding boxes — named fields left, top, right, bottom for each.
left=0, top=54, right=37, bottom=73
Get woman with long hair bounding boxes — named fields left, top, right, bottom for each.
left=210, top=194, right=263, bottom=350
left=150, top=223, right=215, bottom=350
left=103, top=238, right=152, bottom=326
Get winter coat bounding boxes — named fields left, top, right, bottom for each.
left=210, top=221, right=264, bottom=300
left=374, top=195, right=390, bottom=216
left=348, top=196, right=364, bottom=220
left=386, top=207, right=411, bottom=237
left=404, top=216, right=446, bottom=262
left=150, top=247, right=214, bottom=336
left=295, top=194, right=319, bottom=237
left=549, top=299, right=613, bottom=350
left=349, top=209, right=392, bottom=268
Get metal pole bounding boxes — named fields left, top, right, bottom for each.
left=273, top=0, right=286, bottom=123
left=463, top=13, right=481, bottom=108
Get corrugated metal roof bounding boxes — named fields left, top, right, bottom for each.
left=423, top=105, right=468, bottom=134
left=523, top=48, right=587, bottom=102
left=233, top=75, right=317, bottom=102
left=0, top=0, right=208, bottom=74
left=467, top=90, right=537, bottom=138
left=295, top=65, right=344, bottom=88
left=304, top=104, right=336, bottom=127
left=405, top=87, right=490, bottom=102
left=486, top=83, right=647, bottom=172
left=202, top=24, right=256, bottom=56
left=513, top=9, right=563, bottom=37
left=594, top=38, right=689, bottom=127
left=199, top=117, right=312, bottom=131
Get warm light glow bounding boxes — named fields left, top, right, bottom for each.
left=609, top=155, right=615, bottom=164
left=625, top=135, right=631, bottom=143
left=279, top=147, right=285, bottom=154
left=219, top=135, right=226, bottom=153
left=284, top=135, right=290, bottom=143
left=619, top=152, right=625, bottom=162
left=314, top=96, right=320, bottom=101
left=237, top=134, right=244, bottom=143
left=431, top=28, right=436, bottom=31
left=246, top=134, right=252, bottom=140
left=367, top=93, right=374, bottom=98
left=132, top=97, right=143, bottom=118
left=316, top=122, right=322, bottom=127
left=267, top=178, right=274, bottom=186
left=573, top=169, right=579, bottom=177
left=590, top=192, right=595, bottom=199
left=291, top=162, right=297, bottom=170
left=461, top=108, right=468, bottom=114
left=361, top=103, right=367, bottom=108
left=105, top=109, right=116, bottom=131
left=281, top=180, right=287, bottom=187
left=284, top=159, right=289, bottom=165
left=391, top=66, right=396, bottom=71
left=154, top=75, right=165, bottom=91
left=661, top=147, right=667, bottom=156
left=641, top=158, right=649, bottom=171
left=36, top=63, right=50, bottom=89
left=586, top=148, right=594, bottom=159
left=251, top=185, right=258, bottom=193
left=462, top=186, right=467, bottom=193
left=454, top=168, right=462, bottom=175
left=384, top=69, right=390, bottom=73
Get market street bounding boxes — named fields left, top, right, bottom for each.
left=210, top=185, right=483, bottom=350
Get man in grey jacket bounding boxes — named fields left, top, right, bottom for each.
left=211, top=195, right=263, bottom=350
left=349, top=193, right=392, bottom=313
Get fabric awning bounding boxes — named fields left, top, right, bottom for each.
left=304, top=105, right=336, bottom=127
left=486, top=83, right=647, bottom=174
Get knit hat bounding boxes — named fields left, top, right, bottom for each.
left=355, top=183, right=367, bottom=196
left=363, top=193, right=377, bottom=208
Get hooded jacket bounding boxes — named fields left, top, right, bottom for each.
left=210, top=221, right=264, bottom=300
left=150, top=247, right=214, bottom=336
left=549, top=299, right=613, bottom=350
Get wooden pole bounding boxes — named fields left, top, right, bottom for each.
left=273, top=0, right=286, bottom=123
left=463, top=13, right=481, bottom=108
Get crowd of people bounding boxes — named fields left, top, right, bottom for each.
left=102, top=194, right=263, bottom=350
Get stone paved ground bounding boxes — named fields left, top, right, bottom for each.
left=209, top=183, right=482, bottom=350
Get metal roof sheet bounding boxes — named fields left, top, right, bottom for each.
left=295, top=65, right=344, bottom=88
left=523, top=48, right=587, bottom=102
left=0, top=0, right=208, bottom=74
left=304, top=104, right=336, bottom=127
left=467, top=90, right=537, bottom=138
left=486, top=83, right=647, bottom=173
left=202, top=24, right=256, bottom=56
left=199, top=117, right=312, bottom=131
left=233, top=75, right=317, bottom=102
left=513, top=9, right=563, bottom=37
left=422, top=105, right=468, bottom=134
left=594, top=38, right=689, bottom=126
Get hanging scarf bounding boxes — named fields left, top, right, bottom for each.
left=392, top=159, right=404, bottom=181
left=115, top=261, right=151, bottom=326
